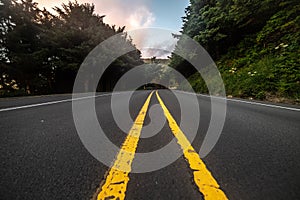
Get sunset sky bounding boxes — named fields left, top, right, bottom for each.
left=35, top=0, right=190, bottom=58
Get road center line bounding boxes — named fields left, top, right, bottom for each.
left=156, top=91, right=228, bottom=200
left=96, top=91, right=153, bottom=200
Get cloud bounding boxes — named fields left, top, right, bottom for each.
left=141, top=39, right=178, bottom=59
left=35, top=0, right=155, bottom=29
left=126, top=28, right=179, bottom=59
left=35, top=0, right=87, bottom=11
left=126, top=6, right=155, bottom=29
left=93, top=0, right=155, bottom=30
left=34, top=0, right=158, bottom=57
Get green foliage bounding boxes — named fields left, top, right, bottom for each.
left=0, top=0, right=142, bottom=96
left=173, top=0, right=300, bottom=103
left=182, top=72, right=208, bottom=93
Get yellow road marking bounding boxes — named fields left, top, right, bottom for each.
left=96, top=91, right=153, bottom=200
left=156, top=91, right=228, bottom=200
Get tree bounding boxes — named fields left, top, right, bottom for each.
left=171, top=0, right=300, bottom=101
left=1, top=0, right=45, bottom=94
left=0, top=0, right=143, bottom=96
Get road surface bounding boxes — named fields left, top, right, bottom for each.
left=0, top=90, right=299, bottom=199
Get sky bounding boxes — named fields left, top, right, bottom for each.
left=35, top=0, right=190, bottom=58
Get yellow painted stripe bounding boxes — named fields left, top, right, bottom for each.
left=97, top=91, right=154, bottom=200
left=156, top=91, right=228, bottom=200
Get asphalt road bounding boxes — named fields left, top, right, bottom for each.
left=0, top=90, right=299, bottom=200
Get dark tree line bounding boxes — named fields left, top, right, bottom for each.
left=0, top=0, right=143, bottom=96
left=170, top=0, right=300, bottom=101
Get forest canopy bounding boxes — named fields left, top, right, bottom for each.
left=0, top=0, right=143, bottom=96
left=170, top=0, right=300, bottom=103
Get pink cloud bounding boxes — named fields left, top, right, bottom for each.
left=35, top=0, right=156, bottom=56
left=35, top=0, right=155, bottom=30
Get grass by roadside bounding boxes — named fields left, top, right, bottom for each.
left=181, top=71, right=299, bottom=105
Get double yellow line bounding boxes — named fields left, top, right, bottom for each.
left=95, top=91, right=228, bottom=200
